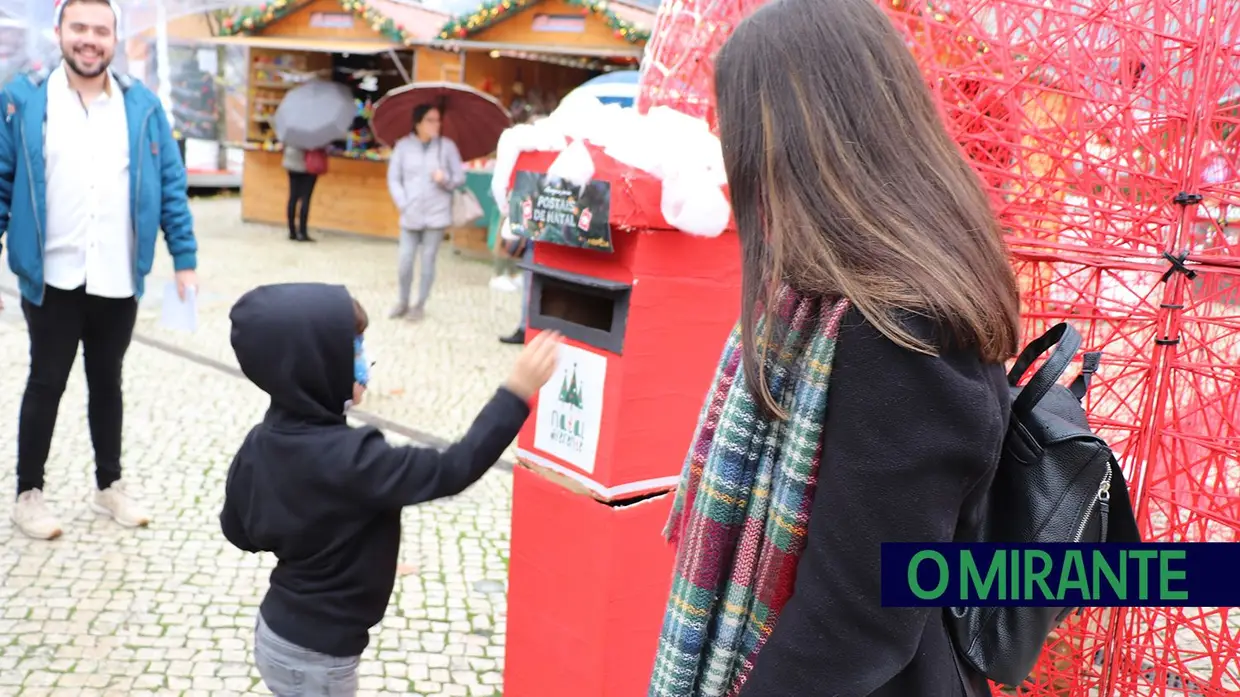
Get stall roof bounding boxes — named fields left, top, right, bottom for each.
left=436, top=0, right=652, bottom=44
left=363, top=0, right=450, bottom=40
left=219, top=0, right=448, bottom=46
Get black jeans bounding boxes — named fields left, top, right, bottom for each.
left=287, top=171, right=318, bottom=240
left=17, top=286, right=138, bottom=495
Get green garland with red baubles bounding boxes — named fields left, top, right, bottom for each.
left=218, top=0, right=415, bottom=44
left=437, top=0, right=649, bottom=44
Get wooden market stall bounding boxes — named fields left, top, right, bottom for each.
left=209, top=0, right=653, bottom=245
left=432, top=0, right=653, bottom=254
left=210, top=0, right=458, bottom=239
left=436, top=0, right=650, bottom=116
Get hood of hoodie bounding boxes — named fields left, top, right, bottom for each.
left=230, top=283, right=355, bottom=424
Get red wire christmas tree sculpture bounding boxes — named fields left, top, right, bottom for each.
left=639, top=1, right=1240, bottom=695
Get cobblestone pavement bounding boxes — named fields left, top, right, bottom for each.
left=67, top=195, right=524, bottom=454
left=0, top=195, right=521, bottom=696
left=5, top=197, right=1237, bottom=695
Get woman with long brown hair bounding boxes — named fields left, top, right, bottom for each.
left=648, top=0, right=1022, bottom=695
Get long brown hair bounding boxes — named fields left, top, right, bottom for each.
left=714, top=0, right=1021, bottom=418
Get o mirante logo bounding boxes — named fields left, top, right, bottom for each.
left=906, top=548, right=1187, bottom=603
left=879, top=543, right=1235, bottom=607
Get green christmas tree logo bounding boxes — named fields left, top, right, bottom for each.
left=558, top=364, right=584, bottom=409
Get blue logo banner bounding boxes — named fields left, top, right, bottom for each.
left=880, top=543, right=1235, bottom=607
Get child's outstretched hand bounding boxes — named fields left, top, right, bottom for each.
left=505, top=330, right=563, bottom=401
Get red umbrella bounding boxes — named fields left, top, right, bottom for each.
left=370, top=81, right=512, bottom=162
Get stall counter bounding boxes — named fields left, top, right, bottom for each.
left=238, top=147, right=496, bottom=247
left=241, top=148, right=401, bottom=239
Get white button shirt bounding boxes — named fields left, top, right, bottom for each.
left=43, top=64, right=135, bottom=298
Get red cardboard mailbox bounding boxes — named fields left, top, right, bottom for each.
left=503, top=142, right=741, bottom=697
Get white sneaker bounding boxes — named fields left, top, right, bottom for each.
left=11, top=489, right=63, bottom=540
left=91, top=480, right=151, bottom=528
left=489, top=275, right=518, bottom=292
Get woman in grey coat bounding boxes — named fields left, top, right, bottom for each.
left=385, top=104, right=466, bottom=321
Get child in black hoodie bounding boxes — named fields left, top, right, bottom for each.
left=220, top=282, right=559, bottom=696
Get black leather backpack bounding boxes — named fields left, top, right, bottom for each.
left=947, top=322, right=1143, bottom=689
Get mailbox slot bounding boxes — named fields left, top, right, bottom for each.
left=520, top=261, right=631, bottom=355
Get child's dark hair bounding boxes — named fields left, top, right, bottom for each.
left=352, top=297, right=369, bottom=334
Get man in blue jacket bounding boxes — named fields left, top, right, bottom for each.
left=0, top=0, right=199, bottom=539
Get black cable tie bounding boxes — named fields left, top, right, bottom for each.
left=1160, top=250, right=1197, bottom=283
left=1155, top=337, right=1181, bottom=346
left=1080, top=351, right=1102, bottom=375
left=1174, top=192, right=1203, bottom=206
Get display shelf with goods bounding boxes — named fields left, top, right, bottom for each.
left=240, top=49, right=399, bottom=162
left=238, top=48, right=419, bottom=237
left=244, top=48, right=333, bottom=144
left=331, top=50, right=403, bottom=160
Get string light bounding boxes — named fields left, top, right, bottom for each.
left=488, top=49, right=618, bottom=71
left=437, top=0, right=649, bottom=44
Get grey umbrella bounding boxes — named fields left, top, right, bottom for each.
left=274, top=79, right=356, bottom=150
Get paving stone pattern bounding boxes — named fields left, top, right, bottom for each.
left=2, top=197, right=1238, bottom=696
left=135, top=196, right=526, bottom=454
left=0, top=196, right=522, bottom=696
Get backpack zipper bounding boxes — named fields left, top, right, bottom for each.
left=1072, top=465, right=1113, bottom=543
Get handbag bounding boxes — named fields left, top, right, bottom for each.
left=439, top=139, right=483, bottom=227
left=451, top=186, right=484, bottom=227
left=946, top=322, right=1142, bottom=688
left=304, top=148, right=328, bottom=175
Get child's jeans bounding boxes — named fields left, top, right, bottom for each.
left=255, top=611, right=360, bottom=697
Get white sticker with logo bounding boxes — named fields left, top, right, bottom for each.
left=533, top=342, right=607, bottom=474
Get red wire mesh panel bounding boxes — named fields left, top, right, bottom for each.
left=636, top=0, right=770, bottom=129
left=888, top=1, right=1240, bottom=693
left=636, top=0, right=1240, bottom=695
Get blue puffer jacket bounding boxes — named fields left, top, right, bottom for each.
left=0, top=66, right=198, bottom=306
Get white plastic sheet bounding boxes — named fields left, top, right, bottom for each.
left=0, top=0, right=267, bottom=47
left=491, top=95, right=733, bottom=238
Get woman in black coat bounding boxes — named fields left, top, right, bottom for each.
left=647, top=0, right=1023, bottom=695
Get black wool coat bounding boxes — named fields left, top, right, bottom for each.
left=738, top=307, right=1007, bottom=697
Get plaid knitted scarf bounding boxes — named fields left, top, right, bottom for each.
left=648, top=287, right=850, bottom=697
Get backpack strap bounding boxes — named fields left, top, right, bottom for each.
left=1009, top=323, right=1082, bottom=415
left=949, top=640, right=988, bottom=697
left=1069, top=350, right=1103, bottom=400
